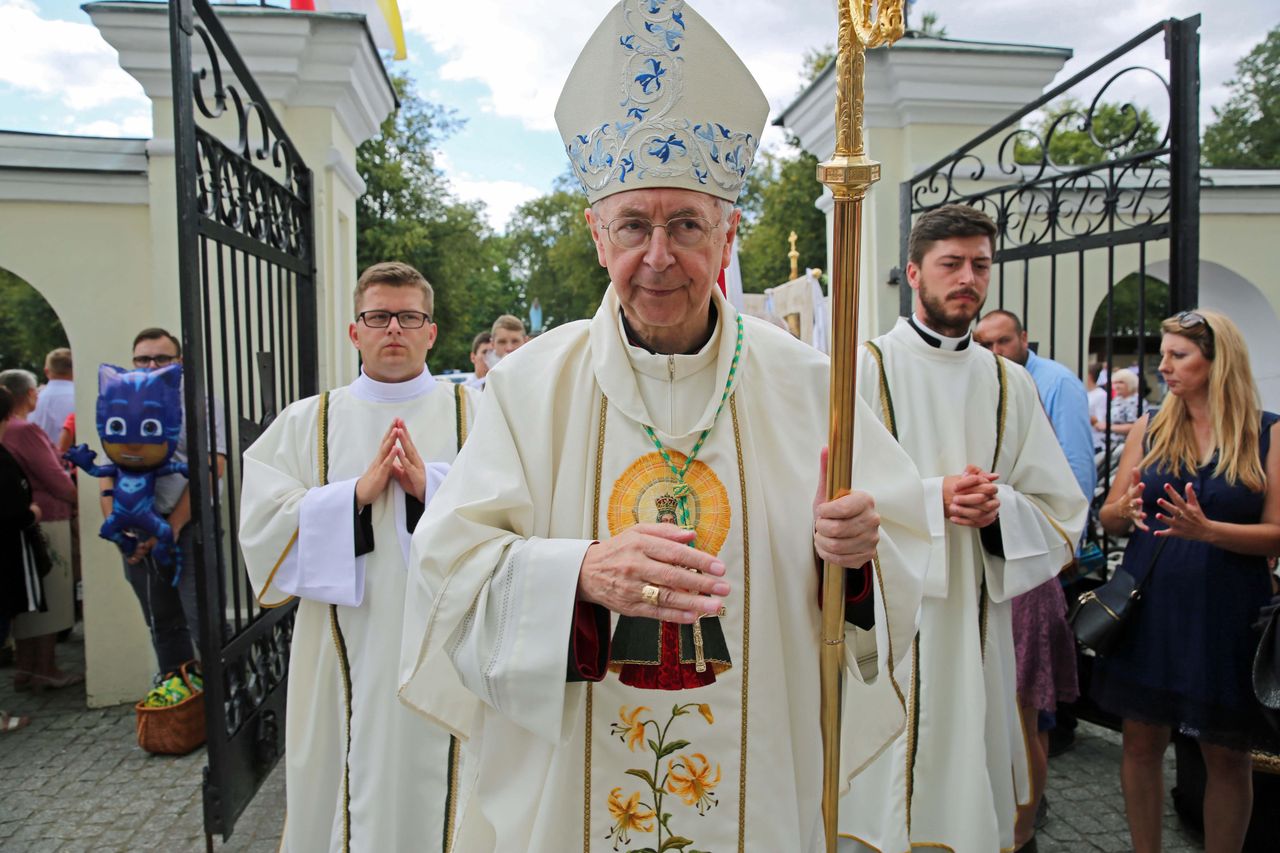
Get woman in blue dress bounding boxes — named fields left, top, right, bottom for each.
left=1094, top=309, right=1280, bottom=853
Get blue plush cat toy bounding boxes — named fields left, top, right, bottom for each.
left=65, top=364, right=189, bottom=581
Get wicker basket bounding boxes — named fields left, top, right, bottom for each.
left=135, top=662, right=206, bottom=756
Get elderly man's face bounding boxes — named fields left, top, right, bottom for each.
left=586, top=188, right=739, bottom=353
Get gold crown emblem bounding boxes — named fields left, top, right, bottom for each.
left=655, top=494, right=679, bottom=514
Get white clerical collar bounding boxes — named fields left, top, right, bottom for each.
left=349, top=366, right=437, bottom=402
left=908, top=314, right=971, bottom=351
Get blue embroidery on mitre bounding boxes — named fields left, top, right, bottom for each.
left=566, top=0, right=758, bottom=199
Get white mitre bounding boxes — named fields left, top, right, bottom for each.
left=555, top=0, right=769, bottom=204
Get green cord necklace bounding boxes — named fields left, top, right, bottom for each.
left=641, top=313, right=744, bottom=540
left=640, top=313, right=744, bottom=671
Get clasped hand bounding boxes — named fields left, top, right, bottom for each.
left=943, top=464, right=1000, bottom=527
left=576, top=448, right=883, bottom=623
left=356, top=419, right=427, bottom=509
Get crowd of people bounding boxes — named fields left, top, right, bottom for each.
left=4, top=3, right=1278, bottom=853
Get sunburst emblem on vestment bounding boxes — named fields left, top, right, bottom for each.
left=608, top=451, right=730, bottom=556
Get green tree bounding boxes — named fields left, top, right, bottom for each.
left=800, top=44, right=835, bottom=86
left=503, top=172, right=605, bottom=329
left=0, top=268, right=69, bottom=375
left=1202, top=26, right=1280, bottom=168
left=736, top=149, right=828, bottom=292
left=1014, top=97, right=1161, bottom=166
left=356, top=74, right=514, bottom=370
left=1089, top=272, right=1169, bottom=339
left=917, top=11, right=947, bottom=38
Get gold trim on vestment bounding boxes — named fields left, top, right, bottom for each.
left=864, top=342, right=896, bottom=436
left=980, top=355, right=1009, bottom=662
left=257, top=390, right=334, bottom=610
left=444, top=736, right=461, bottom=851
left=319, top=390, right=331, bottom=486
left=872, top=556, right=906, bottom=714
left=583, top=392, right=607, bottom=852
left=329, top=603, right=353, bottom=853
left=991, top=354, right=1008, bottom=472
left=731, top=394, right=750, bottom=853
left=256, top=530, right=299, bottom=608
left=905, top=634, right=920, bottom=834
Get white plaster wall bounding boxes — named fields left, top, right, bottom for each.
left=0, top=200, right=162, bottom=706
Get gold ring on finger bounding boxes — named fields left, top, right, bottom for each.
left=641, top=584, right=662, bottom=606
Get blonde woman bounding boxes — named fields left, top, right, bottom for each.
left=1094, top=309, right=1280, bottom=852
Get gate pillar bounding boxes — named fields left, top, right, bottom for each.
left=79, top=1, right=394, bottom=707
left=88, top=0, right=395, bottom=390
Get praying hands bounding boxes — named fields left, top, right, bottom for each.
left=356, top=418, right=429, bottom=507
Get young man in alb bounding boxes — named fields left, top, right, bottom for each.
left=240, top=261, right=476, bottom=852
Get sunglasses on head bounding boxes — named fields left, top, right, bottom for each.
left=1172, top=311, right=1215, bottom=356
left=1174, top=310, right=1207, bottom=329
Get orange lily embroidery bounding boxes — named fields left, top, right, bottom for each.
left=606, top=786, right=654, bottom=848
left=605, top=703, right=719, bottom=850
left=613, top=705, right=651, bottom=752
left=666, top=752, right=721, bottom=815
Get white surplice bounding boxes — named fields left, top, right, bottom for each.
left=840, top=318, right=1089, bottom=853
left=400, top=286, right=932, bottom=853
left=239, top=368, right=475, bottom=853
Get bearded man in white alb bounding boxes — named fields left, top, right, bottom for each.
left=398, top=3, right=931, bottom=851
left=841, top=205, right=1089, bottom=852
left=239, top=262, right=476, bottom=852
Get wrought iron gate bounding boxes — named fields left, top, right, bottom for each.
left=168, top=0, right=318, bottom=843
left=899, top=15, right=1200, bottom=564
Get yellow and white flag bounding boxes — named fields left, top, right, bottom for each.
left=292, top=0, right=406, bottom=60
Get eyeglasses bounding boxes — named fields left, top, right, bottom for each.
left=602, top=216, right=722, bottom=251
left=357, top=310, right=431, bottom=329
left=132, top=354, right=178, bottom=368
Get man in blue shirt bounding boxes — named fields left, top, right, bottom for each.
left=976, top=309, right=1094, bottom=843
left=975, top=311, right=1094, bottom=500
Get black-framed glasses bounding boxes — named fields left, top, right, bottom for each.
left=132, top=354, right=178, bottom=368
left=357, top=310, right=431, bottom=329
left=602, top=216, right=722, bottom=250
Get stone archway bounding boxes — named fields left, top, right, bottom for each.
left=0, top=265, right=72, bottom=376
left=1145, top=259, right=1280, bottom=412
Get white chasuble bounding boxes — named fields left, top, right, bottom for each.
left=239, top=369, right=476, bottom=853
left=400, top=287, right=931, bottom=853
left=840, top=319, right=1088, bottom=853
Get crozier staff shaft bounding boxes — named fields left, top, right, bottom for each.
left=817, top=2, right=904, bottom=850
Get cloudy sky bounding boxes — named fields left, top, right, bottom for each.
left=1, top=0, right=1274, bottom=229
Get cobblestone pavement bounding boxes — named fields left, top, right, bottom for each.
left=2, top=631, right=1204, bottom=851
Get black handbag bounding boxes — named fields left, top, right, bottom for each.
left=25, top=524, right=53, bottom=578
left=1069, top=539, right=1167, bottom=656
left=1254, top=596, right=1280, bottom=713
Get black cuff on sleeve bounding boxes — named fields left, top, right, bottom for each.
left=405, top=494, right=425, bottom=534
left=845, top=564, right=875, bottom=630
left=979, top=518, right=1004, bottom=558
left=353, top=495, right=375, bottom=557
